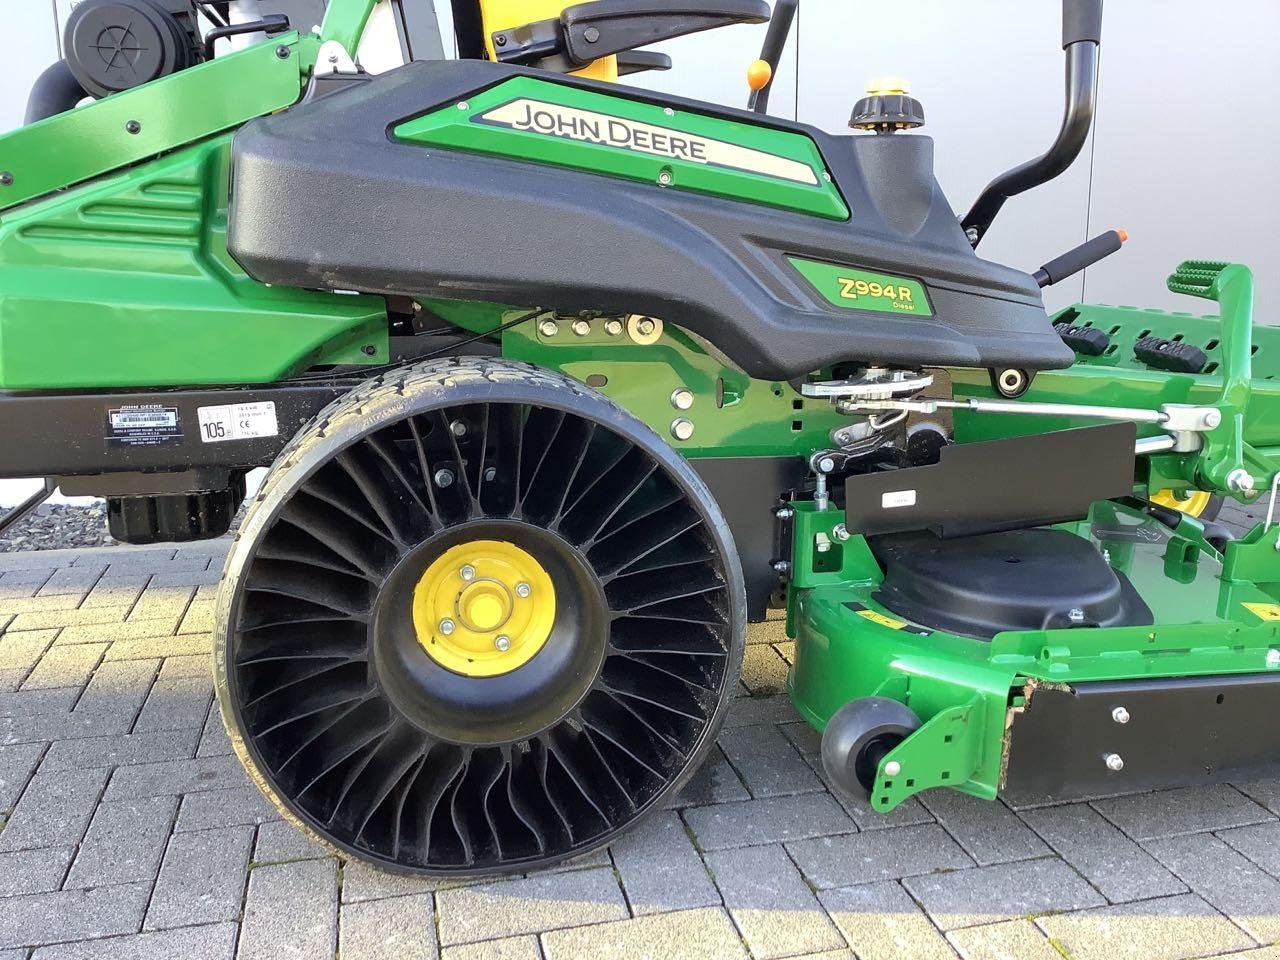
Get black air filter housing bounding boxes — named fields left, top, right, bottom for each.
left=64, top=0, right=201, bottom=98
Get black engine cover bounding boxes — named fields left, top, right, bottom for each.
left=228, top=60, right=1074, bottom=380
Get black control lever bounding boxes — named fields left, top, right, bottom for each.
left=1033, top=229, right=1126, bottom=288
left=203, top=15, right=290, bottom=60
left=748, top=0, right=797, bottom=114
left=616, top=49, right=673, bottom=75
left=558, top=0, right=769, bottom=66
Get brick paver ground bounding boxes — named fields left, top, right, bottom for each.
left=0, top=518, right=1277, bottom=959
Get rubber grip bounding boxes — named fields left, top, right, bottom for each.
left=1037, top=230, right=1122, bottom=287
left=1062, top=0, right=1103, bottom=48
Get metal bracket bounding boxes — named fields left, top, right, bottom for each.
left=313, top=39, right=359, bottom=76
left=0, top=479, right=55, bottom=538
left=870, top=696, right=989, bottom=811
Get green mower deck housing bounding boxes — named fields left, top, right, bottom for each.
left=0, top=0, right=1277, bottom=876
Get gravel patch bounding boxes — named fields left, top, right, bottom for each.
left=0, top=503, right=115, bottom=553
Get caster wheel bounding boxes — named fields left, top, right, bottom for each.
left=214, top=358, right=745, bottom=876
left=820, top=697, right=921, bottom=798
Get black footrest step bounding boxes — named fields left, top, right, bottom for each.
left=1053, top=321, right=1110, bottom=357
left=1134, top=335, right=1207, bottom=374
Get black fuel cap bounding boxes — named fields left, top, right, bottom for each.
left=850, top=78, right=925, bottom=133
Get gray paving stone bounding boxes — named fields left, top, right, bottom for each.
left=787, top=823, right=973, bottom=889
left=133, top=660, right=213, bottom=734
left=253, top=819, right=330, bottom=864
left=436, top=866, right=628, bottom=946
left=236, top=858, right=340, bottom=960
left=145, top=825, right=254, bottom=930
left=819, top=880, right=957, bottom=960
left=440, top=936, right=541, bottom=960
left=1036, top=892, right=1254, bottom=960
left=1220, top=819, right=1280, bottom=877
left=66, top=795, right=178, bottom=888
left=0, top=630, right=57, bottom=690
left=1145, top=830, right=1280, bottom=942
left=706, top=843, right=843, bottom=959
left=610, top=809, right=719, bottom=916
left=0, top=707, right=129, bottom=746
left=102, top=633, right=212, bottom=661
left=37, top=566, right=105, bottom=597
left=0, top=882, right=151, bottom=950
left=1093, top=784, right=1273, bottom=840
left=722, top=693, right=798, bottom=729
left=12, top=609, right=129, bottom=637
left=0, top=741, right=44, bottom=808
left=540, top=906, right=749, bottom=960
left=195, top=704, right=233, bottom=758
left=904, top=857, right=1106, bottom=930
left=719, top=722, right=823, bottom=798
left=53, top=618, right=179, bottom=647
left=0, top=765, right=108, bottom=852
left=174, top=786, right=280, bottom=833
left=338, top=893, right=436, bottom=960
left=20, top=643, right=105, bottom=691
left=1238, top=776, right=1280, bottom=815
left=41, top=728, right=200, bottom=773
left=105, top=754, right=248, bottom=799
left=1018, top=802, right=1186, bottom=902
left=683, top=792, right=857, bottom=851
left=664, top=744, right=749, bottom=808
left=740, top=643, right=790, bottom=695
left=0, top=686, right=79, bottom=718
left=340, top=859, right=443, bottom=902
left=918, top=791, right=1047, bottom=865
left=71, top=656, right=158, bottom=721
left=946, top=919, right=1064, bottom=960
left=29, top=922, right=238, bottom=960
left=0, top=844, right=74, bottom=896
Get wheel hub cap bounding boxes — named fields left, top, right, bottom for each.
left=412, top=540, right=555, bottom=677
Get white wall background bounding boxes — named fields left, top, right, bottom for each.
left=1, top=0, right=1277, bottom=503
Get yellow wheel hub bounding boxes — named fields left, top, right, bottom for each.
left=412, top=540, right=555, bottom=677
left=1151, top=488, right=1213, bottom=518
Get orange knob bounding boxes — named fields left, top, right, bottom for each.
left=747, top=59, right=773, bottom=92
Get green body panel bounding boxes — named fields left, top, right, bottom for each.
left=0, top=136, right=388, bottom=389
left=393, top=76, right=849, bottom=221
left=502, top=314, right=849, bottom=457
left=788, top=500, right=1280, bottom=810
left=0, top=34, right=316, bottom=214
left=786, top=257, right=933, bottom=316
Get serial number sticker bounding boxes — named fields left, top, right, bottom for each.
left=882, top=489, right=917, bottom=509
left=105, top=404, right=181, bottom=448
left=197, top=401, right=279, bottom=443
left=1243, top=602, right=1280, bottom=622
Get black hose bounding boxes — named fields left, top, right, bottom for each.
left=25, top=61, right=88, bottom=125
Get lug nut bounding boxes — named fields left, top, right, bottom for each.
left=539, top=319, right=559, bottom=337
left=572, top=319, right=591, bottom=336
left=670, top=389, right=694, bottom=410
left=883, top=760, right=902, bottom=777
left=460, top=565, right=476, bottom=582
left=433, top=468, right=454, bottom=488
left=1228, top=468, right=1255, bottom=493
left=604, top=319, right=623, bottom=336
left=516, top=582, right=532, bottom=598
left=450, top=420, right=468, bottom=438
left=637, top=318, right=657, bottom=336
left=671, top=418, right=695, bottom=441
left=1104, top=752, right=1125, bottom=772
left=1112, top=706, right=1130, bottom=724
left=439, top=618, right=455, bottom=635
left=832, top=523, right=850, bottom=542
left=495, top=635, right=511, bottom=652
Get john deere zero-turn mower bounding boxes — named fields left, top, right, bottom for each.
left=3, top=0, right=1278, bottom=876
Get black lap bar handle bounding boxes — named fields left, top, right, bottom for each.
left=962, top=0, right=1103, bottom=246
left=1033, top=228, right=1126, bottom=288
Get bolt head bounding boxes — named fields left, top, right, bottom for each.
left=1068, top=607, right=1086, bottom=623
left=450, top=420, right=468, bottom=438
left=671, top=418, right=695, bottom=441
left=1104, top=752, right=1125, bottom=772
left=670, top=389, right=694, bottom=411
left=883, top=760, right=902, bottom=777
left=584, top=25, right=600, bottom=42
left=516, top=582, right=532, bottom=598
left=539, top=319, right=559, bottom=337
left=275, top=44, right=291, bottom=58
left=572, top=319, right=591, bottom=336
left=460, top=565, right=476, bottom=582
left=495, top=635, right=511, bottom=652
left=831, top=523, right=850, bottom=541
left=433, top=468, right=454, bottom=488
left=483, top=466, right=497, bottom=482
left=439, top=618, right=455, bottom=636
left=1204, top=409, right=1222, bottom=428
left=604, top=319, right=623, bottom=336
left=664, top=107, right=675, bottom=117
left=772, top=560, right=790, bottom=574
left=1111, top=706, right=1130, bottom=724
left=637, top=318, right=657, bottom=336
left=0, top=171, right=13, bottom=187
left=965, top=226, right=980, bottom=243
left=457, top=101, right=469, bottom=110
left=817, top=457, right=836, bottom=474
left=775, top=506, right=794, bottom=520
left=657, top=171, right=673, bottom=186
left=1228, top=468, right=1255, bottom=494
left=1267, top=648, right=1280, bottom=668
left=125, top=120, right=141, bottom=135
left=495, top=33, right=507, bottom=46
